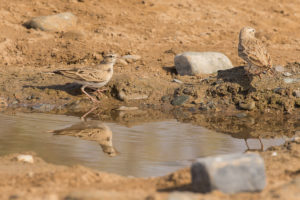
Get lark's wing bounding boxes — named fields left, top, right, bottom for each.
left=239, top=38, right=272, bottom=68
left=55, top=65, right=111, bottom=82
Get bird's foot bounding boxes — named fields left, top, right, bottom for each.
left=80, top=106, right=98, bottom=121
left=90, top=97, right=101, bottom=104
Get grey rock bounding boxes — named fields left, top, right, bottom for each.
left=25, top=12, right=77, bottom=31
left=284, top=78, right=300, bottom=84
left=121, top=55, right=141, bottom=63
left=32, top=104, right=55, bottom=112
left=174, top=52, right=233, bottom=75
left=274, top=65, right=285, bottom=72
left=293, top=90, right=300, bottom=98
left=235, top=113, right=248, bottom=118
left=239, top=101, right=255, bottom=111
left=171, top=95, right=189, bottom=106
left=191, top=153, right=266, bottom=194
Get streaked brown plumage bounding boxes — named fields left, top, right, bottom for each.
left=49, top=120, right=119, bottom=157
left=54, top=54, right=117, bottom=103
left=238, top=27, right=272, bottom=77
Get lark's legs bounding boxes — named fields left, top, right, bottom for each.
left=258, top=137, right=264, bottom=151
left=96, top=88, right=107, bottom=97
left=80, top=106, right=98, bottom=121
left=81, top=85, right=99, bottom=103
left=244, top=139, right=250, bottom=149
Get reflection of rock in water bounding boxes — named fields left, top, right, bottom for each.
left=49, top=121, right=119, bottom=157
left=177, top=112, right=299, bottom=151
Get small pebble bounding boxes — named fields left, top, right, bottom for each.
left=171, top=95, right=189, bottom=106
left=172, top=79, right=183, bottom=84
left=239, top=101, right=255, bottom=111
left=274, top=65, right=285, bottom=72
left=271, top=152, right=278, bottom=156
left=283, top=72, right=292, bottom=77
left=284, top=78, right=300, bottom=84
left=121, top=55, right=141, bottom=63
left=32, top=104, right=55, bottom=112
left=168, top=192, right=198, bottom=200
left=17, top=155, right=34, bottom=163
left=116, top=106, right=138, bottom=111
left=235, top=113, right=247, bottom=118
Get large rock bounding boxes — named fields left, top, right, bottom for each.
left=191, top=153, right=266, bottom=194
left=25, top=12, right=77, bottom=31
left=174, top=52, right=233, bottom=75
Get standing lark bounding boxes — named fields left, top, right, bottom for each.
left=54, top=53, right=117, bottom=103
left=238, top=27, right=272, bottom=78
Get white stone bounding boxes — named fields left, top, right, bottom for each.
left=25, top=12, right=77, bottom=31
left=283, top=72, right=292, bottom=77
left=274, top=65, right=285, bottom=72
left=271, top=152, right=278, bottom=156
left=17, top=154, right=34, bottom=163
left=116, top=106, right=138, bottom=111
left=174, top=52, right=233, bottom=75
left=121, top=55, right=141, bottom=63
left=284, top=78, right=300, bottom=84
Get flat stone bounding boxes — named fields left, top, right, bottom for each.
left=16, top=155, right=34, bottom=163
left=191, top=153, right=266, bottom=194
left=25, top=12, right=77, bottom=31
left=284, top=78, right=300, bottom=84
left=118, top=91, right=148, bottom=101
left=116, top=106, right=139, bottom=111
left=174, top=52, right=233, bottom=75
left=283, top=72, right=292, bottom=77
left=32, top=104, right=55, bottom=112
left=172, top=79, right=183, bottom=84
left=168, top=192, right=199, bottom=200
left=121, top=55, right=141, bottom=63
left=171, top=95, right=189, bottom=106
left=274, top=65, right=285, bottom=72
left=239, top=101, right=255, bottom=111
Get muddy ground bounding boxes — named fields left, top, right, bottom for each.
left=0, top=0, right=299, bottom=199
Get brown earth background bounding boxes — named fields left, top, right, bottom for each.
left=0, top=0, right=300, bottom=199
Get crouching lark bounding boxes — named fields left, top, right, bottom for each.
left=238, top=27, right=272, bottom=78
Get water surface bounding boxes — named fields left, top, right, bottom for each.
left=0, top=113, right=284, bottom=177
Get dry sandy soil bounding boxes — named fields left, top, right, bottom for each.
left=0, top=0, right=300, bottom=199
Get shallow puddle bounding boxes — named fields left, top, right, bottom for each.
left=0, top=113, right=285, bottom=177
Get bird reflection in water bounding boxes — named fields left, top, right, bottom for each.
left=49, top=121, right=119, bottom=157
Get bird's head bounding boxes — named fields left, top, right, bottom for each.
left=102, top=53, right=118, bottom=65
left=239, top=27, right=256, bottom=39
